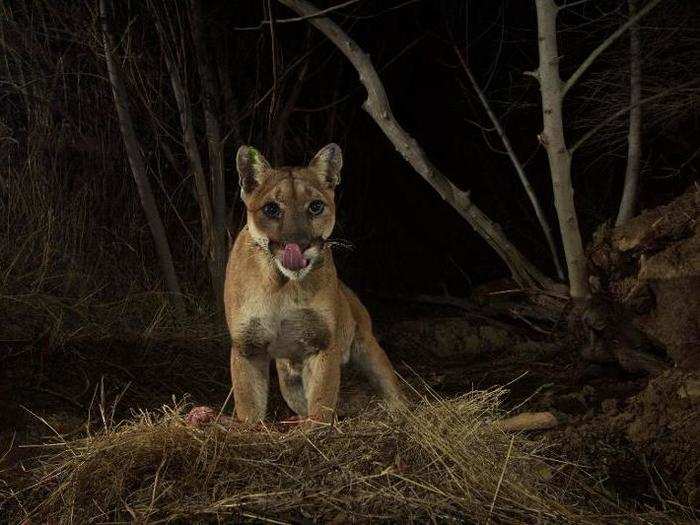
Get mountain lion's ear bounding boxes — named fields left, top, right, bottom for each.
left=236, top=145, right=271, bottom=195
left=308, top=143, right=342, bottom=188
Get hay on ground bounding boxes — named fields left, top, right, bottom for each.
left=5, top=390, right=634, bottom=524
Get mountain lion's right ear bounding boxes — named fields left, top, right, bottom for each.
left=308, top=143, right=343, bottom=188
left=236, top=145, right=271, bottom=195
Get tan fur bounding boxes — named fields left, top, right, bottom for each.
left=224, top=144, right=404, bottom=424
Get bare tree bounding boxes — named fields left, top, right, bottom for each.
left=98, top=0, right=184, bottom=314
left=453, top=48, right=565, bottom=281
left=149, top=0, right=226, bottom=304
left=189, top=0, right=227, bottom=302
left=530, top=0, right=590, bottom=299
left=277, top=0, right=556, bottom=293
left=616, top=0, right=643, bottom=226
left=571, top=1, right=699, bottom=162
left=528, top=0, right=662, bottom=300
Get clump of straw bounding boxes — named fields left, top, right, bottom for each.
left=7, top=389, right=608, bottom=523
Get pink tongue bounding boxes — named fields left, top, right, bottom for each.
left=281, top=243, right=308, bottom=271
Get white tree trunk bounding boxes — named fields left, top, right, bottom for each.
left=616, top=0, right=642, bottom=226
left=99, top=0, right=184, bottom=313
left=533, top=0, right=590, bottom=299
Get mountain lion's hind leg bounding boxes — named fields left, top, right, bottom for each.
left=343, top=284, right=405, bottom=409
left=350, top=331, right=405, bottom=410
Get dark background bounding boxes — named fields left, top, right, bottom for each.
left=1, top=0, right=698, bottom=301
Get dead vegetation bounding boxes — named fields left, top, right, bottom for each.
left=2, top=388, right=677, bottom=524
left=3, top=185, right=699, bottom=522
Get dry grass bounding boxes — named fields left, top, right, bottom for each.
left=3, top=389, right=638, bottom=524
left=2, top=290, right=225, bottom=350
left=0, top=120, right=224, bottom=349
left=1, top=1, right=216, bottom=349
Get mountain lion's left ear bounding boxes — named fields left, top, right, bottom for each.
left=309, top=143, right=342, bottom=187
left=236, top=145, right=271, bottom=196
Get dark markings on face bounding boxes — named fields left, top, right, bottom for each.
left=267, top=308, right=331, bottom=361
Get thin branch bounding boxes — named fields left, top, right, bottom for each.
left=235, top=0, right=362, bottom=30
left=454, top=46, right=564, bottom=280
left=343, top=0, right=420, bottom=20
left=480, top=128, right=509, bottom=155
left=570, top=78, right=700, bottom=154
left=523, top=69, right=540, bottom=81
left=558, top=0, right=595, bottom=11
left=562, top=0, right=663, bottom=97
left=265, top=0, right=280, bottom=135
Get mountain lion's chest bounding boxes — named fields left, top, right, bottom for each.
left=234, top=292, right=333, bottom=362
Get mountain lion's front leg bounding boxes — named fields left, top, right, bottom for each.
left=302, top=348, right=342, bottom=423
left=230, top=347, right=270, bottom=423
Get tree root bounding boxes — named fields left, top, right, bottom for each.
left=494, top=411, right=559, bottom=432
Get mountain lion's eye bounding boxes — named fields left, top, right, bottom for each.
left=308, top=200, right=325, bottom=216
left=262, top=202, right=282, bottom=219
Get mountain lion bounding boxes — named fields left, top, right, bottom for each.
left=218, top=143, right=404, bottom=426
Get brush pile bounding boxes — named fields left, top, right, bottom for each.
left=5, top=390, right=620, bottom=524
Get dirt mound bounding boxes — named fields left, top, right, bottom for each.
left=379, top=316, right=514, bottom=359
left=558, top=369, right=700, bottom=509
left=588, top=185, right=700, bottom=369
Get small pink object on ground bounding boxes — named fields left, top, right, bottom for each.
left=184, top=405, right=217, bottom=427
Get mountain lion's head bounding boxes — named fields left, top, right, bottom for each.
left=236, top=144, right=342, bottom=280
